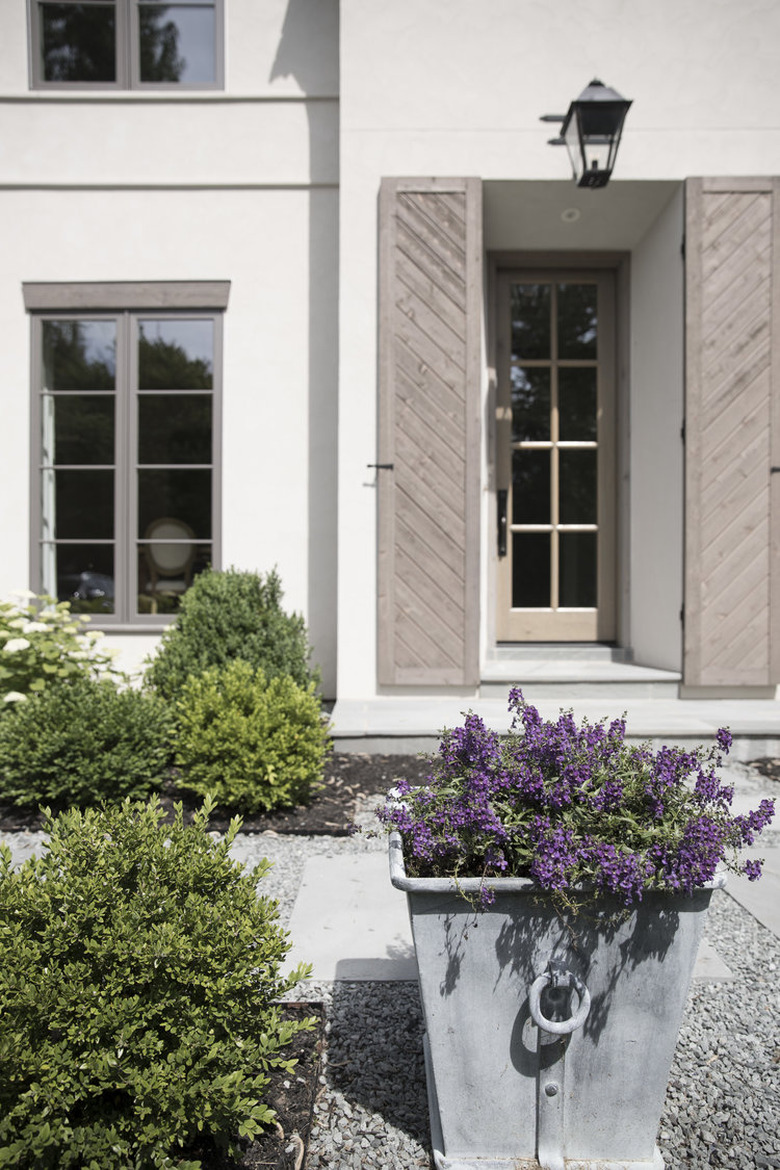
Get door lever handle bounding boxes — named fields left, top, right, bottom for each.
left=497, top=489, right=508, bottom=558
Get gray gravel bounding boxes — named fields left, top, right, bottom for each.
left=2, top=770, right=779, bottom=1169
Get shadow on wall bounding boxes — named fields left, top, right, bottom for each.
left=270, top=0, right=340, bottom=699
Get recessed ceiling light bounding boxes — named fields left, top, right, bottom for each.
left=561, top=208, right=581, bottom=223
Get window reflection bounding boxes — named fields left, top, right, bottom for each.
left=558, top=284, right=598, bottom=359
left=43, top=542, right=115, bottom=614
left=43, top=320, right=116, bottom=391
left=512, top=533, right=550, bottom=608
left=138, top=319, right=213, bottom=389
left=53, top=396, right=115, bottom=464
left=138, top=396, right=212, bottom=463
left=510, top=284, right=550, bottom=360
left=559, top=368, right=597, bottom=441
left=560, top=532, right=597, bottom=607
left=41, top=2, right=116, bottom=83
left=511, top=367, right=550, bottom=442
left=559, top=450, right=597, bottom=524
left=139, top=4, right=216, bottom=83
left=48, top=469, right=114, bottom=539
left=137, top=469, right=212, bottom=537
left=512, top=450, right=550, bottom=525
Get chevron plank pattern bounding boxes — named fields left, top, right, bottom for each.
left=378, top=184, right=478, bottom=684
left=697, top=190, right=772, bottom=684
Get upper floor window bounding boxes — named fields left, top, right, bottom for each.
left=29, top=0, right=223, bottom=89
left=24, top=282, right=229, bottom=627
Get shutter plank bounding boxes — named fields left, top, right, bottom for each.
left=685, top=178, right=778, bottom=686
left=378, top=178, right=482, bottom=686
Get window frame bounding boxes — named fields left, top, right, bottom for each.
left=25, top=281, right=228, bottom=630
left=29, top=0, right=224, bottom=91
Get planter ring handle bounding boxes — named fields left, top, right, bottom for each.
left=529, top=965, right=591, bottom=1035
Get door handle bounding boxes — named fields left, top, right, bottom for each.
left=497, top=489, right=508, bottom=558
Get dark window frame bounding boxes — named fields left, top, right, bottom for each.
left=29, top=0, right=224, bottom=91
left=25, top=281, right=228, bottom=629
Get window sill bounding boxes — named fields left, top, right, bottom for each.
left=89, top=624, right=172, bottom=635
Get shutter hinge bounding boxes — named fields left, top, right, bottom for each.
left=680, top=421, right=686, bottom=443
left=680, top=235, right=686, bottom=259
left=679, top=605, right=685, bottom=625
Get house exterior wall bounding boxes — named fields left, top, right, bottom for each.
left=0, top=0, right=339, bottom=693
left=629, top=187, right=685, bottom=672
left=2, top=0, right=780, bottom=702
left=338, top=0, right=780, bottom=699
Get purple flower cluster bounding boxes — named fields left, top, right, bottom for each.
left=378, top=690, right=776, bottom=909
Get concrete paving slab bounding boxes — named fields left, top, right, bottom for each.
left=283, top=852, right=733, bottom=984
left=331, top=696, right=780, bottom=758
left=283, top=851, right=417, bottom=982
left=724, top=847, right=780, bottom=937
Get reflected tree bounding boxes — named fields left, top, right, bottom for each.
left=138, top=335, right=212, bottom=389
left=41, top=3, right=116, bottom=83
left=43, top=322, right=116, bottom=391
left=139, top=7, right=186, bottom=82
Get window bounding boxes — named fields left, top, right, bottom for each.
left=25, top=282, right=228, bottom=625
left=29, top=0, right=223, bottom=89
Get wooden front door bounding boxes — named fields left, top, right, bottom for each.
left=496, top=270, right=616, bottom=641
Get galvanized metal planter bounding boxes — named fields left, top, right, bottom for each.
left=389, top=832, right=725, bottom=1170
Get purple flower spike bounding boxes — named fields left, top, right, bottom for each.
left=716, top=728, right=733, bottom=754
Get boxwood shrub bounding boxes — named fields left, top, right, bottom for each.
left=0, top=797, right=313, bottom=1169
left=174, top=659, right=330, bottom=814
left=0, top=677, right=173, bottom=810
left=144, top=568, right=317, bottom=700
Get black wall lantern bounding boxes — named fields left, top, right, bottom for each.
left=543, top=79, right=632, bottom=188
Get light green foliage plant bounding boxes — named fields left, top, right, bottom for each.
left=0, top=797, right=313, bottom=1170
left=0, top=677, right=173, bottom=809
left=0, top=592, right=121, bottom=706
left=174, top=659, right=330, bottom=813
left=144, top=568, right=317, bottom=700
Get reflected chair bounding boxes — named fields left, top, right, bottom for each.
left=143, top=517, right=196, bottom=613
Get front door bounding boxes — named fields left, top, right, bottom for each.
left=496, top=270, right=616, bottom=641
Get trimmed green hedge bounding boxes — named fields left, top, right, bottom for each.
left=174, top=659, right=330, bottom=813
left=0, top=678, right=173, bottom=810
left=0, top=797, right=313, bottom=1169
left=144, top=568, right=317, bottom=700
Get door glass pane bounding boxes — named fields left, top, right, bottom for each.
left=559, top=450, right=597, bottom=524
left=44, top=543, right=115, bottom=613
left=43, top=320, right=116, bottom=391
left=47, top=469, right=114, bottom=538
left=138, top=319, right=213, bottom=388
left=512, top=450, right=550, bottom=524
left=559, top=532, right=597, bottom=607
left=511, top=367, right=550, bottom=441
left=559, top=368, right=597, bottom=440
left=558, top=284, right=597, bottom=359
left=138, top=395, right=212, bottom=463
left=512, top=532, right=550, bottom=608
left=139, top=4, right=216, bottom=83
left=40, top=2, right=116, bottom=83
left=53, top=396, right=115, bottom=464
left=138, top=469, right=211, bottom=537
left=510, top=284, right=550, bottom=360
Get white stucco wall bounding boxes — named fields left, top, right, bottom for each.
left=337, top=0, right=780, bottom=698
left=3, top=0, right=780, bottom=703
left=0, top=0, right=340, bottom=694
left=629, top=186, right=685, bottom=671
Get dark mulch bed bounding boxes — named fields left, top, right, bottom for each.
left=753, top=757, right=780, bottom=784
left=187, top=1002, right=324, bottom=1170
left=0, top=753, right=430, bottom=836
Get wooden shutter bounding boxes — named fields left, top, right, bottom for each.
left=377, top=178, right=482, bottom=685
left=684, top=177, right=780, bottom=686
